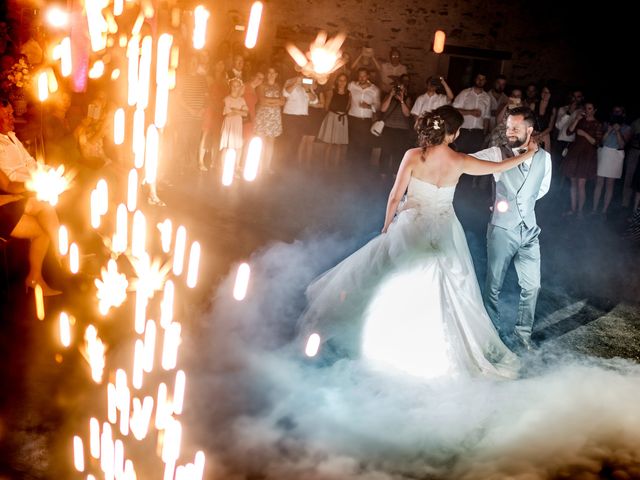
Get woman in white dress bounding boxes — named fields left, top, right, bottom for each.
left=300, top=105, right=538, bottom=380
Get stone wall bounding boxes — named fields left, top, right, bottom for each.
left=214, top=0, right=580, bottom=94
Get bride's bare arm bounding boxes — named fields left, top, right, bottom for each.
left=382, top=150, right=415, bottom=233
left=461, top=141, right=538, bottom=176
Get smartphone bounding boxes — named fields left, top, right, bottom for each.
left=302, top=78, right=313, bottom=85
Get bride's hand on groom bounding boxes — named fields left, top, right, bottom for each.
left=526, top=137, right=539, bottom=154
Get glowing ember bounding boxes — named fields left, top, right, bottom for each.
left=133, top=109, right=146, bottom=168
left=111, top=68, right=121, bottom=80
left=46, top=6, right=69, bottom=28
left=100, top=422, right=114, bottom=476
left=131, top=253, right=170, bottom=299
left=114, top=439, right=124, bottom=475
left=85, top=0, right=108, bottom=51
left=137, top=36, right=153, bottom=109
left=172, top=226, right=186, bottom=276
left=69, top=242, right=79, bottom=273
left=95, top=259, right=129, bottom=315
left=233, top=263, right=251, bottom=300
left=127, top=36, right=140, bottom=106
left=25, top=163, right=71, bottom=206
left=60, top=37, right=72, bottom=77
left=34, top=284, right=44, bottom=320
left=130, top=396, right=154, bottom=440
left=38, top=71, right=49, bottom=101
left=143, top=320, right=157, bottom=373
left=84, top=325, right=106, bottom=383
left=305, top=333, right=321, bottom=357
left=173, top=370, right=186, bottom=414
left=161, top=322, right=181, bottom=371
left=222, top=149, right=236, bottom=186
left=186, top=241, right=201, bottom=288
left=158, top=219, right=172, bottom=253
left=127, top=168, right=138, bottom=212
left=245, top=2, right=263, bottom=49
left=194, top=451, right=206, bottom=480
left=88, top=60, right=105, bottom=79
left=496, top=200, right=509, bottom=213
left=114, top=108, right=125, bottom=145
left=133, top=339, right=144, bottom=389
left=113, top=0, right=124, bottom=16
left=89, top=417, right=100, bottom=458
left=145, top=124, right=159, bottom=184
left=59, top=312, right=71, bottom=347
left=73, top=435, right=85, bottom=472
left=131, top=210, right=147, bottom=258
left=162, top=417, right=182, bottom=463
left=192, top=6, right=210, bottom=49
left=108, top=382, right=117, bottom=423
left=58, top=225, right=69, bottom=255
left=160, top=280, right=174, bottom=328
left=155, top=382, right=169, bottom=429
left=113, top=204, right=128, bottom=254
left=134, top=291, right=147, bottom=335
left=243, top=136, right=262, bottom=181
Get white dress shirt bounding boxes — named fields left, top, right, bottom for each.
left=410, top=92, right=450, bottom=117
left=0, top=132, right=37, bottom=182
left=471, top=146, right=552, bottom=199
left=347, top=81, right=380, bottom=119
left=282, top=84, right=316, bottom=116
left=452, top=88, right=491, bottom=130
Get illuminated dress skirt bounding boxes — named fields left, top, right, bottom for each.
left=298, top=177, right=520, bottom=380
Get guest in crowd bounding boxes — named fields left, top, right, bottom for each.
left=219, top=78, right=249, bottom=174
left=592, top=105, right=631, bottom=217
left=532, top=85, right=557, bottom=151
left=622, top=115, right=640, bottom=208
left=282, top=74, right=318, bottom=165
left=347, top=67, right=380, bottom=169
left=200, top=59, right=228, bottom=171
left=452, top=72, right=491, bottom=153
left=562, top=101, right=602, bottom=218
left=317, top=73, right=350, bottom=169
left=410, top=76, right=453, bottom=120
left=379, top=74, right=412, bottom=175
left=254, top=67, right=284, bottom=174
left=379, top=48, right=407, bottom=94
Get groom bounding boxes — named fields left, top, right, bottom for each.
left=471, top=106, right=552, bottom=351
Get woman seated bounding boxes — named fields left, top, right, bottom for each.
left=0, top=169, right=62, bottom=296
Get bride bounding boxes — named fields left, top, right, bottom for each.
left=299, top=105, right=538, bottom=380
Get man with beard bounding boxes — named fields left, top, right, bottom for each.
left=470, top=107, right=552, bottom=351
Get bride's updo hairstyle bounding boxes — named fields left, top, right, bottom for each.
left=417, top=105, right=463, bottom=151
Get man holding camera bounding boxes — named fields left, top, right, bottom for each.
left=379, top=48, right=407, bottom=94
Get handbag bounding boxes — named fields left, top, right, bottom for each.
left=370, top=98, right=401, bottom=136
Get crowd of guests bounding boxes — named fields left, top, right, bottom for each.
left=2, top=31, right=640, bottom=298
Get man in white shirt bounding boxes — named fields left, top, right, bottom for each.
left=471, top=107, right=552, bottom=351
left=281, top=75, right=318, bottom=163
left=488, top=75, right=508, bottom=131
left=411, top=76, right=454, bottom=120
left=452, top=73, right=491, bottom=153
left=347, top=68, right=380, bottom=168
left=379, top=49, right=407, bottom=94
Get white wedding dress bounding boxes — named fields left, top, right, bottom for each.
left=300, top=176, right=520, bottom=380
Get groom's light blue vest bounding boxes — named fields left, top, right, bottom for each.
left=490, top=146, right=546, bottom=230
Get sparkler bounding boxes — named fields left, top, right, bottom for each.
left=84, top=325, right=106, bottom=383
left=131, top=210, right=146, bottom=258
left=233, top=263, right=251, bottom=300
left=160, top=280, right=174, bottom=328
left=95, top=259, right=129, bottom=315
left=172, top=226, right=186, bottom=276
left=38, top=71, right=49, bottom=101
left=113, top=204, right=128, bottom=254
left=186, top=241, right=201, bottom=288
left=73, top=436, right=85, bottom=472
left=114, top=108, right=125, bottom=145
left=89, top=417, right=100, bottom=458
left=143, top=320, right=157, bottom=373
left=69, top=242, right=79, bottom=273
left=173, top=370, right=186, bottom=414
left=127, top=168, right=138, bottom=212
left=59, top=225, right=69, bottom=255
left=25, top=163, right=71, bottom=206
left=161, top=322, right=181, bottom=371
left=245, top=2, right=263, bottom=49
left=286, top=31, right=346, bottom=84
left=192, top=6, right=210, bottom=50
left=60, top=37, right=72, bottom=77
left=222, top=149, right=237, bottom=186
left=59, top=312, right=71, bottom=347
left=158, top=219, right=172, bottom=253
left=243, top=136, right=262, bottom=181
left=88, top=60, right=105, bottom=79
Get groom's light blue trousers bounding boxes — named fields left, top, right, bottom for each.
left=484, top=222, right=541, bottom=341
